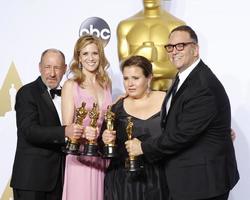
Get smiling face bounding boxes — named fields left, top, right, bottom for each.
left=79, top=43, right=100, bottom=73
left=123, top=65, right=152, bottom=99
left=39, top=50, right=66, bottom=89
left=167, top=31, right=199, bottom=73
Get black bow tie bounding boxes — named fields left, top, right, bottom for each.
left=50, top=89, right=61, bottom=99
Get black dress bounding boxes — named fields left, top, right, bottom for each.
left=104, top=99, right=168, bottom=200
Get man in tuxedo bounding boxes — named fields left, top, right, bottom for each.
left=10, top=49, right=83, bottom=200
left=125, top=25, right=239, bottom=200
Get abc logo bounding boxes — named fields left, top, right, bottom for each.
left=79, top=17, right=111, bottom=47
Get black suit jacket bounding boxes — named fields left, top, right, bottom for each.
left=10, top=77, right=66, bottom=192
left=142, top=60, right=239, bottom=200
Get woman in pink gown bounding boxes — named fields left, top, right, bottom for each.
left=61, top=35, right=112, bottom=200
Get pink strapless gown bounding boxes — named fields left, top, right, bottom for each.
left=62, top=84, right=112, bottom=200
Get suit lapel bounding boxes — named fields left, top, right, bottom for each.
left=170, top=60, right=205, bottom=107
left=161, top=60, right=205, bottom=127
left=37, top=77, right=61, bottom=122
left=41, top=90, right=58, bottom=113
left=160, top=77, right=178, bottom=127
left=169, top=81, right=187, bottom=106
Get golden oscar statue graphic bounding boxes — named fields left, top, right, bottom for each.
left=103, top=105, right=116, bottom=158
left=63, top=102, right=88, bottom=155
left=117, top=0, right=185, bottom=91
left=83, top=102, right=100, bottom=156
left=125, top=116, right=143, bottom=172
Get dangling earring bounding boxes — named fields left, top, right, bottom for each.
left=78, top=62, right=82, bottom=70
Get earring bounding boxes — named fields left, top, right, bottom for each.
left=78, top=62, right=82, bottom=69
left=148, top=81, right=152, bottom=89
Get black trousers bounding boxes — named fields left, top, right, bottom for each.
left=13, top=177, right=62, bottom=200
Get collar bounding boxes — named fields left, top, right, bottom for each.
left=177, top=58, right=201, bottom=90
left=47, top=86, right=62, bottom=99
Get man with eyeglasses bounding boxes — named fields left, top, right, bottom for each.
left=125, top=25, right=239, bottom=200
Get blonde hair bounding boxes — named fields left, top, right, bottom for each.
left=69, top=34, right=111, bottom=88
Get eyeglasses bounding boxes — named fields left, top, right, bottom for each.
left=164, top=42, right=195, bottom=53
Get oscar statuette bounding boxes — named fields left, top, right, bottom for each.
left=125, top=116, right=143, bottom=172
left=63, top=102, right=88, bottom=155
left=82, top=102, right=100, bottom=156
left=103, top=105, right=116, bottom=158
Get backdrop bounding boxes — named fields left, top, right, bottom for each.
left=0, top=0, right=249, bottom=199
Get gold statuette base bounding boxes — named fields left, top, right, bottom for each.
left=125, top=157, right=144, bottom=172
left=62, top=138, right=80, bottom=155
left=82, top=142, right=99, bottom=157
left=102, top=143, right=117, bottom=158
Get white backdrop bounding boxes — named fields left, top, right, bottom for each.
left=0, top=0, right=249, bottom=199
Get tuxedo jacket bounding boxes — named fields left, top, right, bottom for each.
left=142, top=60, right=239, bottom=200
left=11, top=77, right=66, bottom=192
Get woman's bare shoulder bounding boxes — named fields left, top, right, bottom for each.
left=63, top=79, right=76, bottom=88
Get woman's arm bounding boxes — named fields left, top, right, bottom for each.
left=61, top=80, right=75, bottom=125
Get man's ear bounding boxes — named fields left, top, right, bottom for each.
left=39, top=63, right=42, bottom=73
left=63, top=64, right=67, bottom=74
left=193, top=44, right=199, bottom=57
left=148, top=74, right=153, bottom=85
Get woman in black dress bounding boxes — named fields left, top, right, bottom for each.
left=102, top=55, right=169, bottom=200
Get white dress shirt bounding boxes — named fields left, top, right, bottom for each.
left=48, top=88, right=62, bottom=123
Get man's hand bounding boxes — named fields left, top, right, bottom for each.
left=125, top=138, right=143, bottom=156
left=65, top=123, right=84, bottom=139
left=231, top=128, right=236, bottom=141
